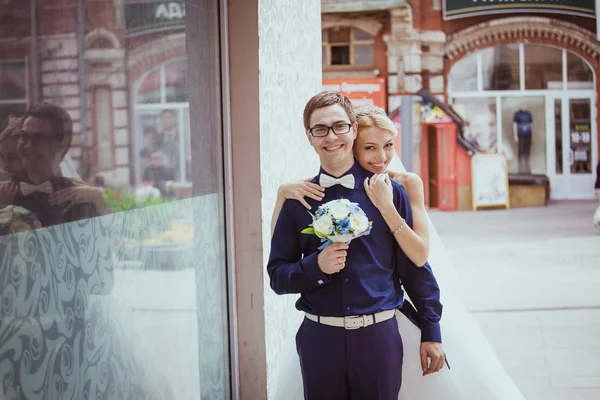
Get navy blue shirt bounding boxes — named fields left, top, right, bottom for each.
left=514, top=110, right=533, bottom=136
left=267, top=161, right=442, bottom=342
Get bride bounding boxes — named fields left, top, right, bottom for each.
left=270, top=106, right=525, bottom=399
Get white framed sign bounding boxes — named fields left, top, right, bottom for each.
left=471, top=153, right=510, bottom=210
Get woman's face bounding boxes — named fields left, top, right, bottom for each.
left=354, top=126, right=395, bottom=174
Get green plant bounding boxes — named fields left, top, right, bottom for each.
left=103, top=187, right=166, bottom=212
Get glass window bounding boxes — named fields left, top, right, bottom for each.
left=567, top=52, right=594, bottom=89
left=525, top=44, right=563, bottom=90
left=452, top=97, right=498, bottom=152
left=448, top=52, right=478, bottom=92
left=353, top=28, right=372, bottom=41
left=165, top=60, right=189, bottom=103
left=481, top=45, right=520, bottom=91
left=137, top=68, right=162, bottom=104
left=0, top=60, right=27, bottom=100
left=0, top=2, right=230, bottom=400
left=354, top=44, right=374, bottom=65
left=569, top=99, right=593, bottom=174
left=500, top=96, right=546, bottom=174
left=322, top=26, right=374, bottom=67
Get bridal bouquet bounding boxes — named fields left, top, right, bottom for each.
left=302, top=198, right=372, bottom=249
left=0, top=205, right=42, bottom=236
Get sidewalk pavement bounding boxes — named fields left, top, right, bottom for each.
left=429, top=201, right=600, bottom=400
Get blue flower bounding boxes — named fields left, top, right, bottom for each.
left=336, top=217, right=351, bottom=234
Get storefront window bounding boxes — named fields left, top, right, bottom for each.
left=567, top=52, right=594, bottom=89
left=448, top=52, right=477, bottom=92
left=481, top=44, right=520, bottom=91
left=135, top=60, right=191, bottom=184
left=500, top=96, right=546, bottom=174
left=452, top=98, right=498, bottom=152
left=0, top=1, right=230, bottom=400
left=0, top=60, right=27, bottom=128
left=525, top=44, right=563, bottom=90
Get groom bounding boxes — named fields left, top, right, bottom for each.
left=11, top=102, right=99, bottom=227
left=267, top=92, right=444, bottom=400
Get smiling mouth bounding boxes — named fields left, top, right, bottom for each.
left=323, top=144, right=344, bottom=152
left=370, top=162, right=387, bottom=169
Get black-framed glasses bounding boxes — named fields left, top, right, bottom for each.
left=14, top=132, right=62, bottom=145
left=309, top=123, right=352, bottom=137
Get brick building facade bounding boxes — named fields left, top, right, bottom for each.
left=322, top=0, right=599, bottom=202
left=0, top=0, right=190, bottom=190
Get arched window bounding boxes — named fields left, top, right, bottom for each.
left=135, top=59, right=191, bottom=184
left=449, top=44, right=594, bottom=93
left=322, top=27, right=374, bottom=67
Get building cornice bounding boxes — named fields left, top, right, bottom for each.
left=446, top=16, right=600, bottom=61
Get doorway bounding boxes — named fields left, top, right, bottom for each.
left=546, top=95, right=597, bottom=199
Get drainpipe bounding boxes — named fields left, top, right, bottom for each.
left=30, top=0, right=39, bottom=104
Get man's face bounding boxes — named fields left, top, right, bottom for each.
left=162, top=111, right=176, bottom=130
left=306, top=104, right=357, bottom=169
left=18, top=116, right=65, bottom=176
left=0, top=138, right=27, bottom=182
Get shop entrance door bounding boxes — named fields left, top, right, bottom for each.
left=547, top=95, right=597, bottom=199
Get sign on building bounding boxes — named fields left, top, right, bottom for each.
left=322, top=78, right=387, bottom=109
left=125, top=1, right=186, bottom=37
left=443, top=0, right=595, bottom=20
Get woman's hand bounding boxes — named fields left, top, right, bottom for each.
left=0, top=182, right=18, bottom=207
left=364, top=174, right=394, bottom=210
left=278, top=180, right=324, bottom=210
left=49, top=181, right=108, bottom=214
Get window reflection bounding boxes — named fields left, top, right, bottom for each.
left=0, top=1, right=229, bottom=399
left=481, top=45, right=520, bottom=91
left=449, top=52, right=478, bottom=92
left=567, top=52, right=594, bottom=89
left=525, top=44, right=562, bottom=90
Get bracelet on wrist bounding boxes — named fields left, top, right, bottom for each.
left=390, top=219, right=406, bottom=235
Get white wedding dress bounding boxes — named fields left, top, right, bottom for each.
left=272, top=153, right=526, bottom=400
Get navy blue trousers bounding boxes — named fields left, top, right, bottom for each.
left=296, top=316, right=403, bottom=400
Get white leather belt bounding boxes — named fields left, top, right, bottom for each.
left=305, top=309, right=396, bottom=330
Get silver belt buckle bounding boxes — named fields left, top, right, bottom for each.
left=344, top=315, right=367, bottom=330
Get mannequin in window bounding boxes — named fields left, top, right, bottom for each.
left=513, top=108, right=533, bottom=173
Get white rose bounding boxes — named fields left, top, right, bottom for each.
left=328, top=202, right=350, bottom=220
left=349, top=213, right=369, bottom=234
left=312, top=215, right=333, bottom=237
left=330, top=232, right=354, bottom=243
left=0, top=213, right=12, bottom=225
left=11, top=206, right=30, bottom=216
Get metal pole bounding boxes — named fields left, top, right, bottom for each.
left=77, top=0, right=87, bottom=146
left=30, top=0, right=39, bottom=104
left=400, top=96, right=414, bottom=172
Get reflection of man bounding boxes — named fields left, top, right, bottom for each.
left=142, top=151, right=175, bottom=195
left=160, top=109, right=180, bottom=178
left=513, top=108, right=533, bottom=173
left=12, top=102, right=99, bottom=227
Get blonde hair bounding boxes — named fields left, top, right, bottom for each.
left=0, top=117, right=22, bottom=144
left=355, top=105, right=397, bottom=137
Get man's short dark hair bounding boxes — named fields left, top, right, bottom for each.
left=22, top=102, right=73, bottom=158
left=303, top=92, right=356, bottom=130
